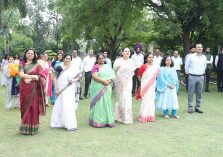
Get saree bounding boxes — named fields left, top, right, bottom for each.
left=156, top=67, right=179, bottom=111
left=51, top=65, right=80, bottom=130
left=50, top=61, right=63, bottom=105
left=136, top=64, right=160, bottom=122
left=113, top=58, right=136, bottom=124
left=89, top=65, right=115, bottom=128
left=19, top=62, right=46, bottom=135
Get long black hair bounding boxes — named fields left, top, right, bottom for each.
left=160, top=55, right=174, bottom=67
left=144, top=52, right=153, bottom=64
left=95, top=53, right=107, bottom=65
left=4, top=54, right=9, bottom=60
left=14, top=54, right=20, bottom=60
left=23, top=48, right=37, bottom=64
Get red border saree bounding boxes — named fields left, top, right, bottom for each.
left=19, top=62, right=46, bottom=135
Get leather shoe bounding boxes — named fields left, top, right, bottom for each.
left=195, top=108, right=203, bottom=113
left=188, top=109, right=193, bottom=114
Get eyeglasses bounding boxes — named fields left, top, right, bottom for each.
left=65, top=58, right=71, bottom=60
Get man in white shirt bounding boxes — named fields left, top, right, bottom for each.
left=204, top=47, right=213, bottom=92
left=71, top=49, right=83, bottom=100
left=185, top=43, right=207, bottom=114
left=153, top=49, right=162, bottom=67
left=103, top=51, right=112, bottom=68
left=171, top=51, right=183, bottom=94
left=82, top=49, right=96, bottom=99
left=215, top=47, right=223, bottom=92
left=171, top=51, right=183, bottom=80
left=184, top=47, right=196, bottom=91
left=131, top=43, right=144, bottom=96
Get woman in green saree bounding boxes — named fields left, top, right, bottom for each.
left=89, top=53, right=115, bottom=128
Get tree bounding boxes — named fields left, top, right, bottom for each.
left=57, top=0, right=143, bottom=59
left=0, top=0, right=27, bottom=32
left=142, top=0, right=223, bottom=54
left=10, top=33, right=34, bottom=56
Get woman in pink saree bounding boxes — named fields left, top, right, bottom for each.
left=136, top=53, right=160, bottom=122
left=19, top=49, right=46, bottom=135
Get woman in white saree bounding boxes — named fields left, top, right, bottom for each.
left=136, top=53, right=160, bottom=122
left=113, top=48, right=137, bottom=124
left=51, top=54, right=81, bottom=131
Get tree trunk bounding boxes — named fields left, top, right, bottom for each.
left=5, top=38, right=9, bottom=54
left=0, top=1, right=3, bottom=32
left=108, top=40, right=118, bottom=61
left=182, top=31, right=191, bottom=56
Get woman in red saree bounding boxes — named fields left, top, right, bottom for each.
left=19, top=49, right=46, bottom=135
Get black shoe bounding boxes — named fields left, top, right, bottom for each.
left=195, top=108, right=203, bottom=113
left=188, top=109, right=194, bottom=114
left=79, top=97, right=84, bottom=100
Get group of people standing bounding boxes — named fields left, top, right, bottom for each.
left=0, top=42, right=221, bottom=135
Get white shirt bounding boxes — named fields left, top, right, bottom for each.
left=215, top=52, right=223, bottom=67
left=171, top=56, right=183, bottom=70
left=82, top=56, right=96, bottom=72
left=185, top=53, right=207, bottom=75
left=71, top=56, right=82, bottom=70
left=131, top=53, right=144, bottom=68
left=153, top=56, right=162, bottom=67
left=105, top=58, right=112, bottom=68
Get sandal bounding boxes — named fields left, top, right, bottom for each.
left=164, top=115, right=169, bottom=119
left=172, top=115, right=180, bottom=119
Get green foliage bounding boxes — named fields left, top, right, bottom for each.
left=9, top=33, right=34, bottom=56
left=143, top=0, right=223, bottom=54
left=57, top=0, right=144, bottom=59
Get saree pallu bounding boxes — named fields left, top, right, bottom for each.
left=51, top=66, right=80, bottom=130
left=89, top=65, right=115, bottom=128
left=50, top=61, right=62, bottom=104
left=19, top=63, right=46, bottom=135
left=137, top=64, right=160, bottom=122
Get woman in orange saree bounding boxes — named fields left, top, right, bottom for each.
left=19, top=49, right=46, bottom=135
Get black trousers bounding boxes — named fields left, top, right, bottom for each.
left=217, top=71, right=223, bottom=91
left=84, top=71, right=92, bottom=97
left=185, top=74, right=189, bottom=92
left=132, top=68, right=140, bottom=94
left=205, top=68, right=211, bottom=90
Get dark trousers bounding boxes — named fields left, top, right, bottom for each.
left=205, top=68, right=211, bottom=91
left=84, top=71, right=92, bottom=97
left=132, top=68, right=140, bottom=95
left=185, top=74, right=189, bottom=92
left=217, top=71, right=223, bottom=91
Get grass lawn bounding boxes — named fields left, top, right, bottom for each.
left=0, top=82, right=223, bottom=157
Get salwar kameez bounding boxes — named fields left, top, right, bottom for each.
left=156, top=67, right=179, bottom=117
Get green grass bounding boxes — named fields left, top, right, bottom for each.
left=0, top=83, right=223, bottom=157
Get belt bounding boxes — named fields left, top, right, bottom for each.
left=189, top=74, right=204, bottom=77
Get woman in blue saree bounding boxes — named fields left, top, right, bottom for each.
left=89, top=53, right=115, bottom=128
